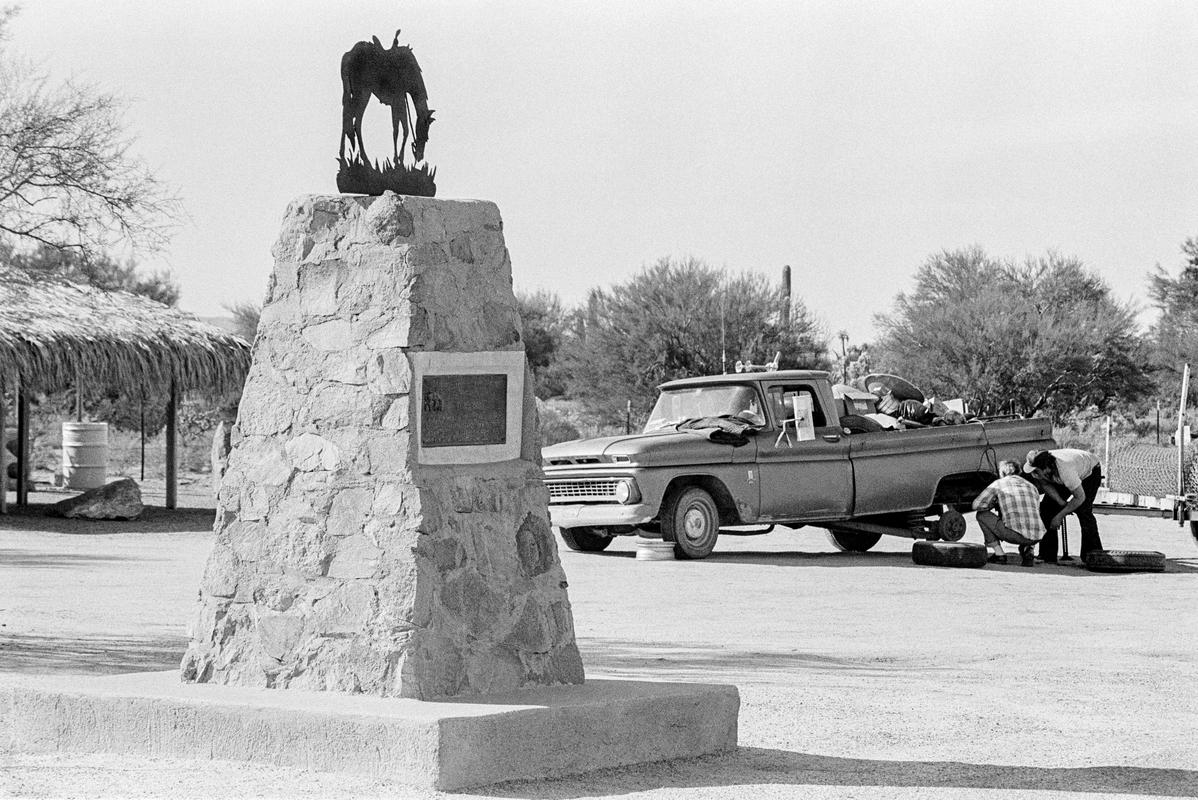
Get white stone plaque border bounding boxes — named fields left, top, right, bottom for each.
left=409, top=350, right=525, bottom=465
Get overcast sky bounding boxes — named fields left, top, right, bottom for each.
left=11, top=1, right=1198, bottom=348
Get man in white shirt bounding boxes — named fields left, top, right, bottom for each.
left=1023, top=448, right=1104, bottom=563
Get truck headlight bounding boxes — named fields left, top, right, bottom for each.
left=614, top=479, right=640, bottom=504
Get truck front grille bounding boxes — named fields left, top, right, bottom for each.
left=546, top=479, right=619, bottom=503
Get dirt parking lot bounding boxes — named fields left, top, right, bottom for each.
left=1, top=509, right=1195, bottom=799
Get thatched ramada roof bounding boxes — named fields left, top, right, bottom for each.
left=0, top=266, right=252, bottom=394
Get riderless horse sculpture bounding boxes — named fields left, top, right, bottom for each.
left=340, top=31, right=435, bottom=165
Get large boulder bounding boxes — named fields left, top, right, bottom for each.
left=53, top=477, right=144, bottom=520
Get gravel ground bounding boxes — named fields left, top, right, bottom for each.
left=1, top=508, right=1196, bottom=799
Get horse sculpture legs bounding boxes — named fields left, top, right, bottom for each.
left=340, top=89, right=371, bottom=163
left=390, top=101, right=410, bottom=164
left=342, top=91, right=411, bottom=166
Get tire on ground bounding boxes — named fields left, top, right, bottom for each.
left=911, top=540, right=988, bottom=568
left=559, top=526, right=613, bottom=552
left=1084, top=549, right=1166, bottom=573
left=661, top=486, right=720, bottom=560
left=826, top=528, right=883, bottom=552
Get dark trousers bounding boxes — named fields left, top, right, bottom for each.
left=1038, top=466, right=1103, bottom=560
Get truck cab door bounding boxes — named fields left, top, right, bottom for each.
left=755, top=382, right=853, bottom=522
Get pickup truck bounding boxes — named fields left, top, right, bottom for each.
left=541, top=370, right=1055, bottom=559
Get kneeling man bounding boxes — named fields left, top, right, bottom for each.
left=972, top=460, right=1044, bottom=566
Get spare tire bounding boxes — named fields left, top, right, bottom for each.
left=1085, top=550, right=1166, bottom=573
left=826, top=528, right=883, bottom=552
left=559, top=526, right=613, bottom=552
left=840, top=414, right=885, bottom=434
left=911, top=540, right=988, bottom=568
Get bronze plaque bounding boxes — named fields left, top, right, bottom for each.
left=421, top=374, right=508, bottom=448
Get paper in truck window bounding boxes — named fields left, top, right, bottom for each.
left=791, top=393, right=816, bottom=441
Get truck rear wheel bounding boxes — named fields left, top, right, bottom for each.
left=559, top=526, right=613, bottom=552
left=826, top=528, right=882, bottom=552
left=662, top=486, right=719, bottom=559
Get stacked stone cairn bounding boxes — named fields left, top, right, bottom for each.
left=182, top=194, right=584, bottom=699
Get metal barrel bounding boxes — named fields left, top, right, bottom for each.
left=61, top=422, right=108, bottom=490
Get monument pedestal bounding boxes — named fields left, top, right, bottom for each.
left=2, top=672, right=738, bottom=790
left=0, top=194, right=739, bottom=787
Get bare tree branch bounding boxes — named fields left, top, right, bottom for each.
left=0, top=11, right=181, bottom=259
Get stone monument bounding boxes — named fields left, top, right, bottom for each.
left=2, top=193, right=738, bottom=789
left=0, top=37, right=737, bottom=786
left=181, top=192, right=583, bottom=699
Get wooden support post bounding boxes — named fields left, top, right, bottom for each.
left=1103, top=415, right=1111, bottom=487
left=166, top=379, right=178, bottom=510
left=0, top=372, right=7, bottom=516
left=140, top=392, right=146, bottom=482
left=16, top=383, right=29, bottom=507
left=75, top=365, right=83, bottom=422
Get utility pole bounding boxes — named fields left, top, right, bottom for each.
left=837, top=331, right=849, bottom=384
left=781, top=265, right=791, bottom=327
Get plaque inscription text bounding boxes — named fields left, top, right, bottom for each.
left=420, top=374, right=508, bottom=448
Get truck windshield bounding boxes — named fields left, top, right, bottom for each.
left=644, top=385, right=762, bottom=432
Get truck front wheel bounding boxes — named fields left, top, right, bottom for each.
left=559, top=526, right=613, bottom=552
left=826, top=528, right=882, bottom=552
left=662, top=487, right=720, bottom=559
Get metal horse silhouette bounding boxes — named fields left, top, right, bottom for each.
left=337, top=31, right=436, bottom=196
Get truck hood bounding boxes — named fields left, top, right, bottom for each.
left=543, top=430, right=742, bottom=468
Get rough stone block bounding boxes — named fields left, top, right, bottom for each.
left=182, top=195, right=584, bottom=700
left=51, top=477, right=144, bottom=520
left=0, top=672, right=739, bottom=791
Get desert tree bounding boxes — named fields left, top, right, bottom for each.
left=832, top=341, right=874, bottom=386
left=222, top=299, right=261, bottom=345
left=0, top=6, right=179, bottom=259
left=875, top=247, right=1148, bottom=418
left=516, top=289, right=572, bottom=399
left=2, top=240, right=180, bottom=305
left=1146, top=236, right=1198, bottom=398
left=563, top=256, right=828, bottom=424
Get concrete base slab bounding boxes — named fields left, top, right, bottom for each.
left=1, top=671, right=739, bottom=790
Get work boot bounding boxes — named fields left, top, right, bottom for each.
left=1018, top=545, right=1035, bottom=567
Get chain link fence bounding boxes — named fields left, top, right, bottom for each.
left=1102, top=441, right=1198, bottom=496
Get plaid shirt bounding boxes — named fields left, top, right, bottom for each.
left=973, top=475, right=1043, bottom=540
